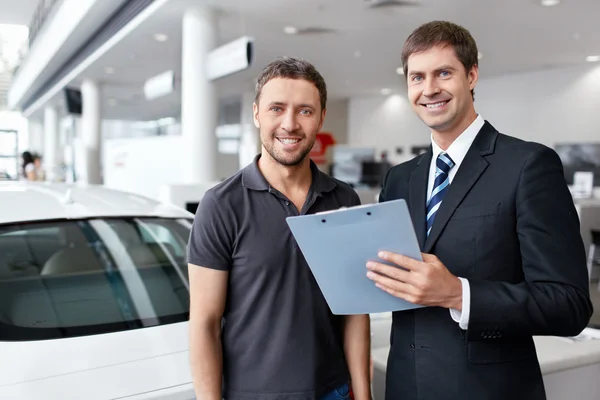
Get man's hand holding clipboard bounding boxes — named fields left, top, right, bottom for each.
left=365, top=251, right=463, bottom=311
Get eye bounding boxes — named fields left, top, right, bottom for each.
left=269, top=106, right=282, bottom=112
left=439, top=70, right=450, bottom=77
left=411, top=75, right=423, bottom=82
left=299, top=109, right=312, bottom=116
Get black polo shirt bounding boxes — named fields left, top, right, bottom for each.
left=187, top=154, right=361, bottom=400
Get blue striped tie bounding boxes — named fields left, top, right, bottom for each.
left=426, top=152, right=455, bottom=237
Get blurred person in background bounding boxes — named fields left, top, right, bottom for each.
left=33, top=153, right=45, bottom=181
left=21, top=151, right=37, bottom=181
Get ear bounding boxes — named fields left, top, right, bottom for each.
left=468, top=65, right=479, bottom=92
left=318, top=108, right=327, bottom=131
left=253, top=102, right=260, bottom=128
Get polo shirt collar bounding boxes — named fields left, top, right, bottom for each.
left=242, top=154, right=336, bottom=194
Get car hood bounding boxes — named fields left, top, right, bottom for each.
left=0, top=322, right=193, bottom=399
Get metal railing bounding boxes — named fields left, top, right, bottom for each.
left=8, top=0, right=64, bottom=78
left=27, top=0, right=65, bottom=47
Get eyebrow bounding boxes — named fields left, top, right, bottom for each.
left=408, top=65, right=457, bottom=76
left=268, top=101, right=316, bottom=110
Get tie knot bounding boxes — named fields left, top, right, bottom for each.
left=437, top=152, right=455, bottom=174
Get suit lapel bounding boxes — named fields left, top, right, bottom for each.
left=409, top=149, right=432, bottom=250
left=424, top=122, right=498, bottom=253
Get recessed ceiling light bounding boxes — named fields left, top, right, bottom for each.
left=540, top=0, right=559, bottom=6
left=396, top=67, right=404, bottom=75
left=283, top=26, right=298, bottom=35
left=477, top=52, right=483, bottom=60
left=104, top=67, right=115, bottom=74
left=380, top=88, right=392, bottom=95
left=586, top=55, right=600, bottom=62
left=153, top=33, right=168, bottom=42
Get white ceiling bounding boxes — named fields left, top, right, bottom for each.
left=63, top=0, right=600, bottom=121
left=0, top=0, right=38, bottom=25
left=0, top=0, right=38, bottom=109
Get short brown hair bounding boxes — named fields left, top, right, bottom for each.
left=255, top=56, right=327, bottom=111
left=401, top=21, right=478, bottom=100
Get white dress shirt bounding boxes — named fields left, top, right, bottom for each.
left=427, top=114, right=485, bottom=330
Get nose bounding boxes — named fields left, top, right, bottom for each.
left=280, top=109, right=300, bottom=133
left=422, top=79, right=440, bottom=98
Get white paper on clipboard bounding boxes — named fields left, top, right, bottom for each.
left=286, top=199, right=424, bottom=315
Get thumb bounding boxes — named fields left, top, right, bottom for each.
left=421, top=253, right=438, bottom=263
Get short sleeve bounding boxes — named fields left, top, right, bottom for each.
left=350, top=190, right=362, bottom=207
left=336, top=182, right=362, bottom=207
left=378, top=167, right=392, bottom=203
left=186, top=192, right=233, bottom=271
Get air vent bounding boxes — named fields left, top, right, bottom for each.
left=365, top=0, right=420, bottom=9
left=284, top=26, right=336, bottom=35
left=300, top=27, right=335, bottom=34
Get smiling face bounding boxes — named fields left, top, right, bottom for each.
left=406, top=45, right=478, bottom=137
left=253, top=77, right=325, bottom=167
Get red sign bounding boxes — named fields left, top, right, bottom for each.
left=310, top=132, right=336, bottom=164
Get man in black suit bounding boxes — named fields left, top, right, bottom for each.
left=365, top=21, right=593, bottom=400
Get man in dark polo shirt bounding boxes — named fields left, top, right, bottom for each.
left=187, top=57, right=371, bottom=400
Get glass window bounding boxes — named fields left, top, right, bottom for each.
left=0, top=218, right=193, bottom=341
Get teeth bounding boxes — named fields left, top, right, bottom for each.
left=279, top=138, right=300, bottom=144
left=426, top=101, right=447, bottom=109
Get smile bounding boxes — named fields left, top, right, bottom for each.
left=422, top=100, right=450, bottom=109
left=277, top=138, right=301, bottom=145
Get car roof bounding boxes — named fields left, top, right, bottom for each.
left=0, top=182, right=194, bottom=225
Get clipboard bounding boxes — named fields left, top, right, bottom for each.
left=286, top=199, right=424, bottom=315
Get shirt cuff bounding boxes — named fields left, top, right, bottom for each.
left=449, top=277, right=471, bottom=330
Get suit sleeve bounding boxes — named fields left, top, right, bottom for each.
left=467, top=145, right=593, bottom=341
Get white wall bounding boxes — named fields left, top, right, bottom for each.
left=348, top=64, right=600, bottom=165
left=348, top=92, right=426, bottom=165
left=323, top=98, right=349, bottom=144
left=103, top=135, right=184, bottom=199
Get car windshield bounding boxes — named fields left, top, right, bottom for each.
left=0, top=217, right=192, bottom=341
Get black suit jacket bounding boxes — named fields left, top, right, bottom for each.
left=379, top=121, right=593, bottom=400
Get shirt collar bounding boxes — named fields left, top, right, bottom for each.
left=431, top=114, right=485, bottom=168
left=242, top=154, right=337, bottom=194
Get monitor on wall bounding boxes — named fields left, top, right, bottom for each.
left=554, top=143, right=600, bottom=186
left=64, top=88, right=82, bottom=115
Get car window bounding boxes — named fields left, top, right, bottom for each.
left=138, top=220, right=186, bottom=258
left=0, top=218, right=192, bottom=341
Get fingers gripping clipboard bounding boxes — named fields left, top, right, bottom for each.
left=286, top=199, right=424, bottom=315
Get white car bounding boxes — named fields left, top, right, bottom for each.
left=0, top=182, right=197, bottom=399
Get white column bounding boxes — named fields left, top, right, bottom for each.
left=239, top=92, right=261, bottom=169
left=181, top=6, right=218, bottom=184
left=81, top=79, right=102, bottom=184
left=43, top=106, right=60, bottom=181
left=27, top=120, right=44, bottom=154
